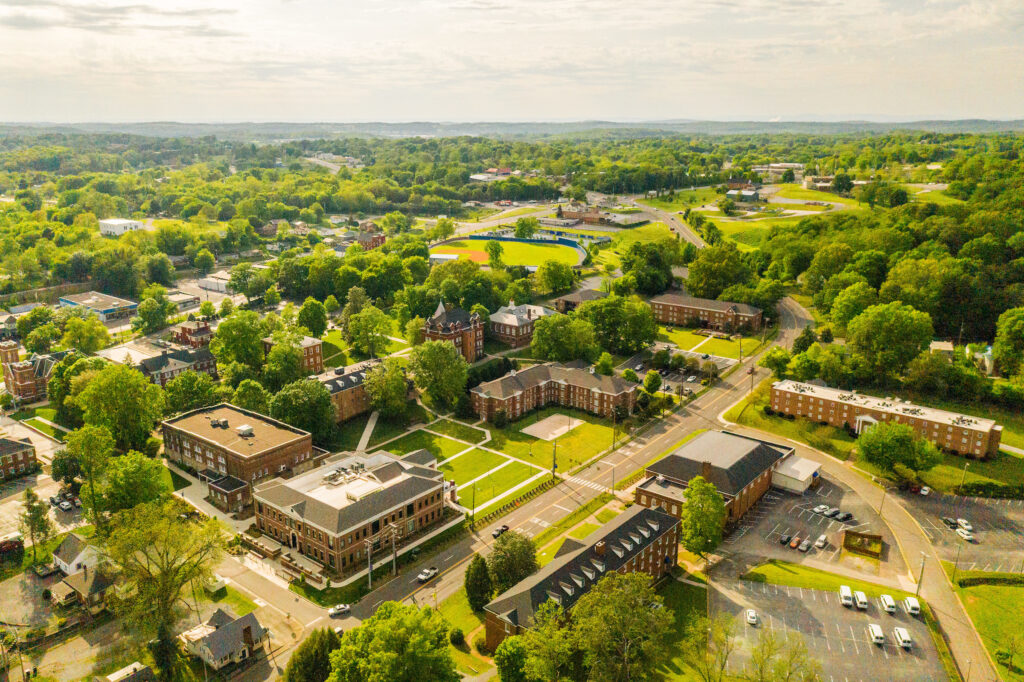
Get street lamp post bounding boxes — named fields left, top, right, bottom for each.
left=952, top=541, right=963, bottom=584
left=915, top=552, right=926, bottom=597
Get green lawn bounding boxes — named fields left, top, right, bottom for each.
left=159, top=465, right=191, bottom=492
left=697, top=335, right=762, bottom=360
left=942, top=567, right=1024, bottom=681
left=0, top=526, right=95, bottom=582
left=488, top=406, right=616, bottom=472
left=333, top=413, right=371, bottom=451
left=374, top=429, right=468, bottom=461
left=639, top=188, right=722, bottom=212
left=428, top=419, right=488, bottom=444
left=438, top=586, right=485, bottom=634
left=774, top=183, right=866, bottom=208
left=568, top=522, right=600, bottom=540
left=196, top=585, right=256, bottom=616
left=595, top=508, right=620, bottom=524
left=498, top=205, right=550, bottom=219
left=657, top=326, right=708, bottom=351
left=904, top=186, right=963, bottom=206
left=23, top=418, right=62, bottom=440
left=724, top=380, right=857, bottom=460
left=537, top=537, right=567, bottom=567
left=458, top=460, right=540, bottom=509
left=484, top=338, right=513, bottom=355
left=430, top=240, right=580, bottom=267
left=439, top=449, right=509, bottom=486
left=322, top=329, right=408, bottom=368
left=916, top=449, right=1024, bottom=492
left=611, top=222, right=675, bottom=252
left=659, top=577, right=710, bottom=682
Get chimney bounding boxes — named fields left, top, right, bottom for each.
left=242, top=625, right=254, bottom=651
left=595, top=541, right=606, bottom=556
left=701, top=461, right=712, bottom=479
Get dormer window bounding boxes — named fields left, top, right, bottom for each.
left=547, top=591, right=562, bottom=605
left=560, top=581, right=574, bottom=596
left=638, top=527, right=650, bottom=538
left=621, top=539, right=633, bottom=552
left=612, top=546, right=624, bottom=558
left=647, top=519, right=660, bottom=532
left=629, top=533, right=641, bottom=544
left=592, top=559, right=606, bottom=573
left=582, top=566, right=595, bottom=580
left=571, top=573, right=585, bottom=588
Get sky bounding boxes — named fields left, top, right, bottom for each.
left=1, top=0, right=1023, bottom=123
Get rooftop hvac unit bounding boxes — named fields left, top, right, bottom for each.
left=236, top=424, right=254, bottom=438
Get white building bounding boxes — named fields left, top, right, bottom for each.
left=52, top=532, right=100, bottom=576
left=199, top=271, right=232, bottom=293
left=99, top=218, right=143, bottom=237
left=771, top=456, right=821, bottom=494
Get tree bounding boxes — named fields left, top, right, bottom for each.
left=829, top=282, right=878, bottom=333
left=299, top=297, right=329, bottom=338
left=759, top=347, right=791, bottom=378
left=514, top=217, right=538, bottom=239
left=485, top=240, right=505, bottom=270
left=575, top=296, right=658, bottom=355
left=61, top=315, right=110, bottom=353
left=349, top=305, right=392, bottom=358
left=24, top=323, right=59, bottom=354
left=464, top=554, right=493, bottom=612
left=781, top=169, right=795, bottom=182
left=325, top=294, right=341, bottom=317
left=486, top=530, right=538, bottom=594
left=595, top=352, right=615, bottom=376
left=621, top=242, right=674, bottom=295
left=530, top=315, right=598, bottom=363
left=271, top=379, right=336, bottom=444
left=105, top=500, right=224, bottom=678
left=680, top=614, right=736, bottom=682
left=65, top=425, right=115, bottom=533
left=219, top=297, right=234, bottom=317
left=50, top=448, right=82, bottom=486
left=285, top=627, right=341, bottom=682
left=686, top=244, right=751, bottom=299
left=78, top=364, right=165, bottom=452
left=847, top=302, right=933, bottom=380
left=198, top=300, right=216, bottom=319
left=364, top=358, right=409, bottom=420
left=409, top=340, right=469, bottom=408
left=233, top=378, right=271, bottom=414
left=264, top=284, right=282, bottom=308
left=194, top=248, right=215, bottom=275
left=210, top=310, right=265, bottom=371
left=572, top=572, right=674, bottom=682
left=522, top=600, right=578, bottom=682
left=263, top=338, right=305, bottom=391
left=164, top=370, right=218, bottom=415
left=405, top=316, right=426, bottom=346
left=623, top=368, right=639, bottom=383
left=643, top=370, right=662, bottom=394
left=791, top=326, right=817, bottom=354
left=857, top=422, right=941, bottom=473
left=328, top=601, right=458, bottom=682
left=102, top=450, right=169, bottom=513
left=831, top=173, right=854, bottom=194
left=18, top=487, right=53, bottom=565
left=994, top=307, right=1024, bottom=376
left=746, top=629, right=822, bottom=682
left=434, top=217, right=456, bottom=242
left=493, top=636, right=529, bottom=682
left=535, top=260, right=575, bottom=295
left=131, top=297, right=169, bottom=335
left=16, top=305, right=55, bottom=340
left=679, top=476, right=726, bottom=558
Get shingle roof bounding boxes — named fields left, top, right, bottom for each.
left=649, top=292, right=762, bottom=317
left=471, top=362, right=638, bottom=400
left=489, top=302, right=557, bottom=327
left=315, top=360, right=379, bottom=394
left=54, top=533, right=88, bottom=566
left=63, top=566, right=116, bottom=597
left=138, top=347, right=213, bottom=375
left=645, top=431, right=792, bottom=497
left=0, top=435, right=33, bottom=456
left=200, top=611, right=267, bottom=661
left=484, top=506, right=678, bottom=629
left=426, top=301, right=479, bottom=331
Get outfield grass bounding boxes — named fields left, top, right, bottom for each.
left=488, top=406, right=615, bottom=472
left=723, top=380, right=857, bottom=460
left=430, top=240, right=580, bottom=267
left=458, top=460, right=540, bottom=509
left=428, top=419, right=488, bottom=444
left=439, top=449, right=508, bottom=486
left=659, top=577, right=710, bottom=682
left=375, top=429, right=468, bottom=461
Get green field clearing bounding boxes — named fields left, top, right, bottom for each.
left=774, top=183, right=866, bottom=208
left=428, top=419, right=488, bottom=444
left=322, top=328, right=407, bottom=367
left=904, top=186, right=963, bottom=205
left=568, top=522, right=600, bottom=540
left=611, top=222, right=674, bottom=251
left=439, top=448, right=509, bottom=485
left=458, top=460, right=540, bottom=509
left=942, top=566, right=1024, bottom=681
left=23, top=418, right=62, bottom=439
left=498, top=205, right=550, bottom=219
left=639, top=188, right=722, bottom=212
left=657, top=326, right=708, bottom=350
left=160, top=465, right=190, bottom=492
left=488, top=406, right=615, bottom=472
left=430, top=240, right=580, bottom=267
left=375, top=429, right=468, bottom=461
left=698, top=335, right=761, bottom=360
left=858, top=448, right=1024, bottom=494
left=438, top=586, right=485, bottom=635
left=659, top=577, right=710, bottom=682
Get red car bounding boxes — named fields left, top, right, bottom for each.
left=789, top=536, right=801, bottom=549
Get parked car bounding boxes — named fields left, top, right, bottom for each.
left=779, top=534, right=791, bottom=545
left=686, top=375, right=697, bottom=383
left=836, top=511, right=854, bottom=522
left=58, top=500, right=73, bottom=512
left=417, top=567, right=439, bottom=583
left=746, top=609, right=758, bottom=625
left=72, top=497, right=82, bottom=508
left=789, top=536, right=801, bottom=549
left=812, top=504, right=830, bottom=514
left=492, top=525, right=509, bottom=539
left=920, top=486, right=931, bottom=496
left=854, top=591, right=869, bottom=609
left=49, top=496, right=61, bottom=507
left=328, top=604, right=350, bottom=617
left=893, top=626, right=913, bottom=649
left=701, top=353, right=710, bottom=359
left=956, top=528, right=975, bottom=542
left=957, top=518, right=973, bottom=532
left=941, top=517, right=958, bottom=529
left=798, top=539, right=811, bottom=552
left=903, top=596, right=921, bottom=615
left=635, top=364, right=643, bottom=371
left=814, top=534, right=828, bottom=549
left=880, top=594, right=896, bottom=614
left=823, top=507, right=840, bottom=518
left=868, top=623, right=885, bottom=645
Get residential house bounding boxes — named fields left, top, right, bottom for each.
left=0, top=342, right=74, bottom=402
left=53, top=532, right=101, bottom=576
left=172, top=320, right=213, bottom=348
left=179, top=609, right=269, bottom=671
left=51, top=565, right=117, bottom=615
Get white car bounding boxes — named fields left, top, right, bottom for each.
left=746, top=609, right=758, bottom=625
left=687, top=375, right=697, bottom=383
left=58, top=500, right=73, bottom=512
left=956, top=528, right=975, bottom=542
left=814, top=533, right=828, bottom=549
left=893, top=626, right=913, bottom=649
left=957, top=518, right=973, bottom=532
left=328, top=604, right=350, bottom=617
left=417, top=566, right=439, bottom=583
left=812, top=505, right=830, bottom=514
left=919, top=486, right=931, bottom=496
left=880, top=594, right=896, bottom=614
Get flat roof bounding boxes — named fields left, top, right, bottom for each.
left=60, top=291, right=136, bottom=310
left=772, top=380, right=1000, bottom=433
left=163, top=403, right=310, bottom=457
left=99, top=218, right=141, bottom=225
left=773, top=455, right=821, bottom=482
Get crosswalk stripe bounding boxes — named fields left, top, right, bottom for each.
left=566, top=476, right=605, bottom=491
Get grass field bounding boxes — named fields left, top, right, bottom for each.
left=659, top=576, right=710, bottom=682
left=724, top=380, right=857, bottom=460
left=321, top=328, right=407, bottom=367
left=656, top=325, right=761, bottom=359
left=742, top=559, right=910, bottom=598
left=458, top=460, right=540, bottom=509
left=488, top=406, right=615, bottom=472
left=497, top=205, right=550, bottom=219
left=774, top=184, right=866, bottom=208
left=375, top=429, right=468, bottom=461
left=159, top=465, right=191, bottom=492
left=333, top=413, right=371, bottom=451
left=430, top=239, right=580, bottom=267
left=439, top=448, right=508, bottom=486
left=904, top=186, right=963, bottom=206
left=639, top=187, right=722, bottom=212
left=437, top=587, right=493, bottom=676
left=899, top=449, right=1024, bottom=493
left=568, top=522, right=600, bottom=539
left=427, top=419, right=488, bottom=444
left=657, top=326, right=709, bottom=350
left=942, top=566, right=1024, bottom=681
left=23, top=418, right=62, bottom=439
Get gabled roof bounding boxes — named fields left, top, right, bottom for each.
left=206, top=608, right=235, bottom=629
left=471, top=362, right=637, bottom=400
left=0, top=435, right=33, bottom=456
left=63, top=566, right=116, bottom=597
left=649, top=292, right=762, bottom=317
left=54, top=532, right=89, bottom=565
left=137, top=347, right=213, bottom=374
left=200, top=611, right=267, bottom=660
left=489, top=302, right=557, bottom=327
left=426, top=301, right=478, bottom=331
left=315, top=360, right=379, bottom=394
left=646, top=431, right=792, bottom=497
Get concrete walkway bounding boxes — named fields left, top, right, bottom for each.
left=356, top=410, right=379, bottom=452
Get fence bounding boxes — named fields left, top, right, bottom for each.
left=470, top=477, right=558, bottom=529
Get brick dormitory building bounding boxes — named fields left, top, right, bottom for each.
left=770, top=379, right=1003, bottom=458
left=0, top=341, right=74, bottom=403
left=635, top=430, right=794, bottom=526
left=649, top=292, right=763, bottom=331
left=263, top=335, right=324, bottom=376
left=423, top=302, right=484, bottom=362
left=314, top=360, right=380, bottom=423
left=0, top=436, right=37, bottom=481
left=253, top=449, right=449, bottom=582
left=470, top=362, right=638, bottom=422
left=483, top=505, right=679, bottom=650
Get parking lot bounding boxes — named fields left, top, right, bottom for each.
left=0, top=473, right=86, bottom=539
left=712, top=579, right=947, bottom=682
left=620, top=349, right=736, bottom=395
left=718, top=477, right=906, bottom=580
left=899, top=490, right=1024, bottom=573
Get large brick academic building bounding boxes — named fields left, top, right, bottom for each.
left=423, top=302, right=484, bottom=362
left=649, top=292, right=763, bottom=331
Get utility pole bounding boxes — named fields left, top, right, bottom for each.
left=365, top=538, right=374, bottom=591
left=878, top=486, right=887, bottom=516
left=955, top=461, right=970, bottom=520
left=915, top=552, right=926, bottom=597
left=952, top=541, right=963, bottom=584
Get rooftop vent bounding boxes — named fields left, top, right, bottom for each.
left=236, top=424, right=254, bottom=438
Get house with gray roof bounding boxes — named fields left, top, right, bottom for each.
left=136, top=346, right=216, bottom=387
left=179, top=609, right=269, bottom=671
left=650, top=291, right=763, bottom=331
left=53, top=532, right=100, bottom=575
left=488, top=301, right=557, bottom=347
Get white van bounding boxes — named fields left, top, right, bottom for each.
left=839, top=585, right=853, bottom=607
left=854, top=590, right=869, bottom=609
left=880, top=594, right=896, bottom=614
left=893, top=626, right=913, bottom=649
left=867, top=623, right=885, bottom=645
left=904, top=596, right=921, bottom=616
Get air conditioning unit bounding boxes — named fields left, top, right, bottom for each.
left=236, top=424, right=254, bottom=438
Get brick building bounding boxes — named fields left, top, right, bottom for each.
left=262, top=335, right=324, bottom=376
left=315, top=360, right=380, bottom=423
left=356, top=231, right=386, bottom=250
left=649, top=292, right=763, bottom=332
left=172, top=320, right=213, bottom=348
left=0, top=436, right=37, bottom=480
left=162, top=404, right=322, bottom=489
left=0, top=342, right=74, bottom=403
left=635, top=431, right=792, bottom=526
left=553, top=289, right=608, bottom=314
left=138, top=347, right=217, bottom=387
left=253, top=450, right=448, bottom=579
left=483, top=505, right=679, bottom=650
left=471, top=362, right=638, bottom=422
left=423, top=302, right=484, bottom=363
left=488, top=301, right=557, bottom=347
left=207, top=475, right=251, bottom=513
left=770, top=380, right=1003, bottom=459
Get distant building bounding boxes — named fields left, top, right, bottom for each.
left=166, top=289, right=201, bottom=312
left=357, top=231, right=386, bottom=250
left=51, top=565, right=117, bottom=615
left=929, top=340, right=955, bottom=359
left=199, top=271, right=232, bottom=293
left=315, top=360, right=380, bottom=423
left=488, top=301, right=557, bottom=347
left=804, top=175, right=835, bottom=191
left=471, top=361, right=638, bottom=422
left=649, top=292, right=763, bottom=332
left=0, top=436, right=37, bottom=481
left=99, top=218, right=143, bottom=237
left=172, top=320, right=213, bottom=348
left=0, top=314, right=17, bottom=338
left=553, top=289, right=608, bottom=314
left=429, top=253, right=460, bottom=266
left=635, top=431, right=793, bottom=525
left=137, top=347, right=217, bottom=387
left=424, top=301, right=484, bottom=363
left=725, top=189, right=761, bottom=202
left=483, top=505, right=679, bottom=650
left=0, top=342, right=74, bottom=402
left=58, top=291, right=137, bottom=322
left=262, top=335, right=324, bottom=375
left=98, top=662, right=155, bottom=682
left=179, top=609, right=269, bottom=671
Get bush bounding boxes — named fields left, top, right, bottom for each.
left=449, top=627, right=465, bottom=647
left=144, top=436, right=162, bottom=458
left=41, top=588, right=51, bottom=600
left=762, top=406, right=774, bottom=416
left=492, top=409, right=508, bottom=428
left=473, top=633, right=491, bottom=656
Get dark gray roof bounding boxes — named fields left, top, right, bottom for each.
left=402, top=448, right=437, bottom=467
left=471, top=362, right=637, bottom=400
left=646, top=431, right=792, bottom=497
left=54, top=533, right=88, bottom=565
left=18, top=350, right=75, bottom=379
left=649, top=292, right=762, bottom=317
left=138, top=347, right=213, bottom=375
left=200, top=611, right=267, bottom=661
left=484, top=506, right=678, bottom=630
left=63, top=566, right=116, bottom=597
left=206, top=608, right=235, bottom=629
left=426, top=301, right=479, bottom=332
left=316, top=360, right=379, bottom=394
left=0, top=435, right=33, bottom=456
left=210, top=475, right=247, bottom=493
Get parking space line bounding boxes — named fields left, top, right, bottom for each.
left=849, top=626, right=859, bottom=654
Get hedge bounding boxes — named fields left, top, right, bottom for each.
left=956, top=482, right=1024, bottom=499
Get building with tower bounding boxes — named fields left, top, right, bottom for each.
left=423, top=301, right=484, bottom=363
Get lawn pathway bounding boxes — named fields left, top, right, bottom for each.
left=33, top=417, right=70, bottom=433
left=689, top=335, right=712, bottom=351
left=356, top=411, right=379, bottom=452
